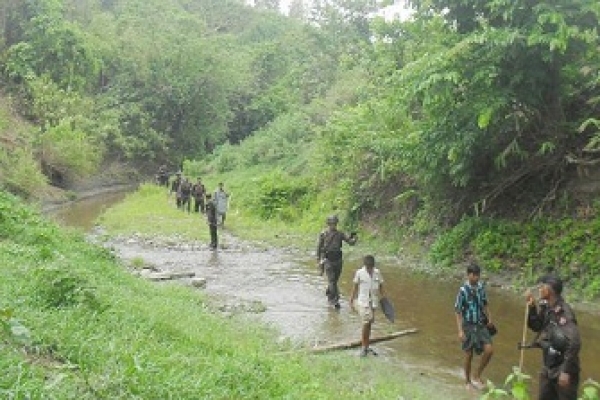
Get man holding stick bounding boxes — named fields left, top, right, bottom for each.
left=525, top=275, right=581, bottom=400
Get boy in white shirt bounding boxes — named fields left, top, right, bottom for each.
left=349, top=255, right=386, bottom=357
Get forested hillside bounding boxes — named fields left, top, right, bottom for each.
left=0, top=0, right=355, bottom=190
left=2, top=0, right=600, bottom=295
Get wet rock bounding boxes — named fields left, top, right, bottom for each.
left=191, top=277, right=207, bottom=288
left=146, top=272, right=174, bottom=281
left=170, top=270, right=196, bottom=279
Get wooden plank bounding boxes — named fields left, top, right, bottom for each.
left=310, top=328, right=419, bottom=353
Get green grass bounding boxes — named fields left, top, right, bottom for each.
left=1, top=189, right=462, bottom=399
left=116, top=166, right=423, bottom=260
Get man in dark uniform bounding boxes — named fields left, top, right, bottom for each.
left=526, top=275, right=581, bottom=400
left=205, top=193, right=218, bottom=250
left=156, top=165, right=169, bottom=187
left=170, top=172, right=182, bottom=207
left=179, top=178, right=192, bottom=213
left=316, top=215, right=357, bottom=309
left=192, top=178, right=206, bottom=213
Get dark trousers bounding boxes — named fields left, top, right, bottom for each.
left=194, top=197, right=205, bottom=213
left=209, top=224, right=218, bottom=249
left=539, top=370, right=579, bottom=400
left=180, top=196, right=191, bottom=212
left=325, top=260, right=342, bottom=304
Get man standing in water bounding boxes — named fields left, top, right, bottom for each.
left=316, top=215, right=357, bottom=309
left=454, top=264, right=494, bottom=391
left=205, top=193, right=218, bottom=250
left=526, top=275, right=581, bottom=400
left=349, top=255, right=386, bottom=357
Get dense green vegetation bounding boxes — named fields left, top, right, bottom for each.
left=2, top=0, right=600, bottom=292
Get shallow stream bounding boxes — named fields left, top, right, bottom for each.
left=47, top=192, right=600, bottom=400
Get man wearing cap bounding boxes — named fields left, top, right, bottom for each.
left=316, top=215, right=357, bottom=308
left=526, top=275, right=581, bottom=400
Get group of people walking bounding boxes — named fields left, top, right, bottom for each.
left=315, top=214, right=582, bottom=400
left=156, top=165, right=585, bottom=399
left=157, top=166, right=229, bottom=250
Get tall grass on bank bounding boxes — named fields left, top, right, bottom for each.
left=1, top=190, right=447, bottom=399
left=97, top=183, right=210, bottom=241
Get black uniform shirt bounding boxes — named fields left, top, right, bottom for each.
left=527, top=297, right=581, bottom=376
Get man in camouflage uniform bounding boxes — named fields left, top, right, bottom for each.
left=316, top=215, right=357, bottom=309
left=526, top=275, right=581, bottom=400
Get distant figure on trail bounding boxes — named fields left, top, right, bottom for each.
left=214, top=182, right=229, bottom=226
left=192, top=178, right=206, bottom=213
left=170, top=172, right=182, bottom=205
left=454, top=264, right=494, bottom=391
left=179, top=178, right=192, bottom=213
left=316, top=215, right=357, bottom=309
left=205, top=193, right=218, bottom=250
left=526, top=274, right=581, bottom=400
left=349, top=255, right=386, bottom=357
left=156, top=165, right=169, bottom=188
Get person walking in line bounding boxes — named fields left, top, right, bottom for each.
left=192, top=177, right=206, bottom=213
left=179, top=178, right=192, bottom=213
left=156, top=165, right=169, bottom=188
left=170, top=172, right=182, bottom=206
left=526, top=274, right=581, bottom=400
left=316, top=215, right=357, bottom=309
left=349, top=255, right=386, bottom=357
left=454, top=264, right=494, bottom=391
left=214, top=182, right=229, bottom=226
left=205, top=193, right=218, bottom=250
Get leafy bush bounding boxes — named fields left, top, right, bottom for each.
left=40, top=120, right=102, bottom=178
left=253, top=173, right=314, bottom=221
left=430, top=210, right=600, bottom=297
left=0, top=147, right=48, bottom=199
left=483, top=368, right=599, bottom=400
left=32, top=265, right=100, bottom=310
left=430, top=217, right=482, bottom=268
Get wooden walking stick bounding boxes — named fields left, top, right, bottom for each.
left=519, top=298, right=529, bottom=371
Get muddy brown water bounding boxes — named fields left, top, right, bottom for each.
left=48, top=192, right=600, bottom=400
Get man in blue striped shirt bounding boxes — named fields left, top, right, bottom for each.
left=454, top=264, right=494, bottom=391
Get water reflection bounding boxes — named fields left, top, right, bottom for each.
left=47, top=191, right=128, bottom=231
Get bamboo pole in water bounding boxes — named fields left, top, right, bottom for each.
left=310, top=328, right=419, bottom=353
